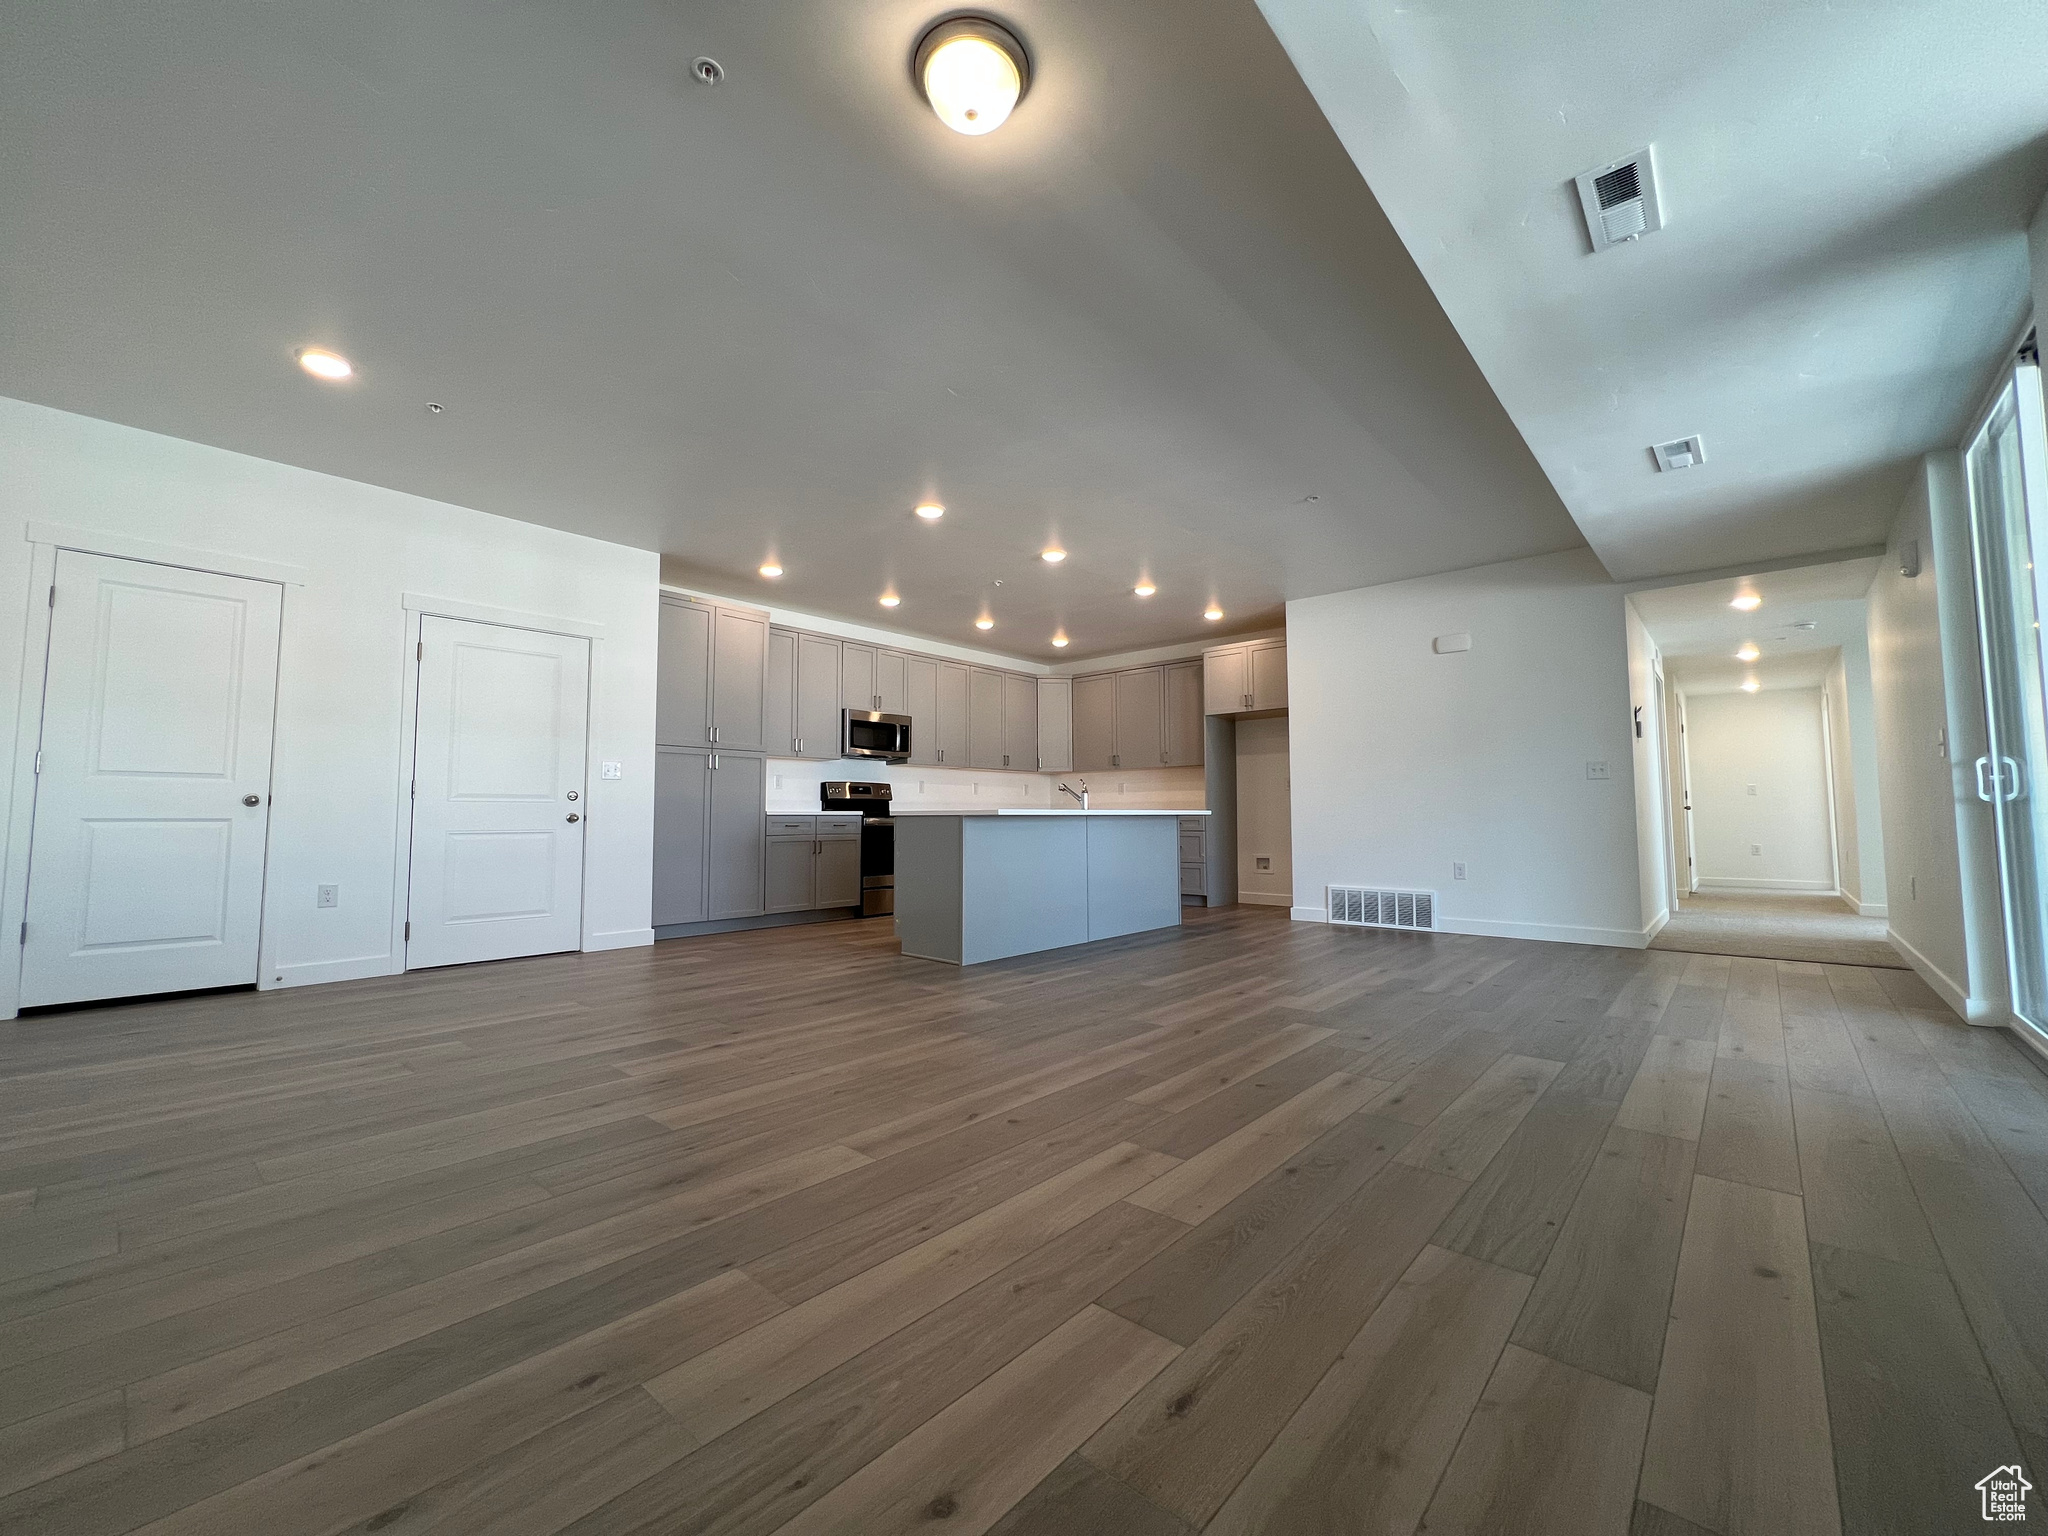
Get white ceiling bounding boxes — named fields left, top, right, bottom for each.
left=0, top=0, right=1585, bottom=661
left=1256, top=0, right=2048, bottom=581
left=1633, top=557, right=1878, bottom=694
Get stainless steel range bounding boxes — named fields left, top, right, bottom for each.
left=820, top=781, right=894, bottom=917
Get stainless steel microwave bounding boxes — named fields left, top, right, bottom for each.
left=842, top=709, right=911, bottom=763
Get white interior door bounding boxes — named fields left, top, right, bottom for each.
left=406, top=616, right=589, bottom=969
left=21, top=551, right=282, bottom=1007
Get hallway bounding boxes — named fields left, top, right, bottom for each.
left=1652, top=891, right=1904, bottom=968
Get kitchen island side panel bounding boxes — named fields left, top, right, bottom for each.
left=960, top=816, right=1091, bottom=963
left=892, top=814, right=964, bottom=964
left=1085, top=816, right=1182, bottom=940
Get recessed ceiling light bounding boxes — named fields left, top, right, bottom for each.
left=1741, top=678, right=1761, bottom=692
left=974, top=616, right=994, bottom=630
left=915, top=17, right=1029, bottom=137
left=879, top=593, right=901, bottom=607
left=915, top=503, right=945, bottom=520
left=1204, top=606, right=1224, bottom=621
left=1134, top=582, right=1156, bottom=597
left=759, top=563, right=783, bottom=579
left=1731, top=592, right=1762, bottom=611
left=1040, top=548, right=1066, bottom=564
left=1736, top=644, right=1759, bottom=661
left=1050, top=633, right=1069, bottom=648
left=295, top=347, right=353, bottom=381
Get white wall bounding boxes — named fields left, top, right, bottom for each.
left=0, top=396, right=660, bottom=1010
left=1235, top=716, right=1292, bottom=905
left=1868, top=452, right=2006, bottom=1020
left=1825, top=656, right=1862, bottom=905
left=1287, top=548, right=1644, bottom=946
left=1683, top=687, right=1836, bottom=892
left=1624, top=600, right=1673, bottom=933
left=1823, top=636, right=1889, bottom=916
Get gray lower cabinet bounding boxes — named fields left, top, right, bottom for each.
left=655, top=747, right=766, bottom=926
left=969, top=667, right=1005, bottom=769
left=765, top=816, right=861, bottom=913
left=1180, top=816, right=1208, bottom=899
left=904, top=655, right=938, bottom=765
left=795, top=633, right=842, bottom=759
left=1072, top=673, right=1117, bottom=772
left=935, top=662, right=970, bottom=765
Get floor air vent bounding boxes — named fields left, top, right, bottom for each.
left=1328, top=886, right=1436, bottom=932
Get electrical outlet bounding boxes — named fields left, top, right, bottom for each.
left=1585, top=760, right=1611, bottom=781
left=599, top=761, right=622, bottom=780
left=1746, top=783, right=1758, bottom=796
left=316, top=884, right=339, bottom=909
left=1256, top=856, right=1271, bottom=871
left=1750, top=843, right=1762, bottom=856
left=1452, top=861, right=1467, bottom=880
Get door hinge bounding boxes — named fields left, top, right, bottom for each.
left=47, top=585, right=55, bottom=609
left=18, top=921, right=25, bottom=946
left=409, top=778, right=415, bottom=799
left=416, top=640, right=424, bottom=661
left=33, top=750, right=40, bottom=775
left=404, top=920, right=411, bottom=940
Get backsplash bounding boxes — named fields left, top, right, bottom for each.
left=765, top=759, right=1204, bottom=813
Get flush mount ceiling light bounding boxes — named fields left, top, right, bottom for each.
left=1741, top=678, right=1761, bottom=693
left=1730, top=592, right=1762, bottom=611
left=974, top=616, right=994, bottom=630
left=1050, top=633, right=1069, bottom=648
left=1736, top=643, right=1760, bottom=661
left=295, top=346, right=353, bottom=381
left=1204, top=606, right=1224, bottom=621
left=1040, top=547, right=1066, bottom=563
left=1133, top=581, right=1156, bottom=597
left=759, top=562, right=783, bottom=579
left=915, top=16, right=1029, bottom=137
left=915, top=502, right=945, bottom=520
left=879, top=593, right=901, bottom=608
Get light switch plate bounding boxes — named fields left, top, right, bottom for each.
left=600, top=761, right=622, bottom=780
left=1452, top=861, right=1467, bottom=880
left=1585, top=760, right=1611, bottom=781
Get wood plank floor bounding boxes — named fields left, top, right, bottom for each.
left=1, top=905, right=2042, bottom=1534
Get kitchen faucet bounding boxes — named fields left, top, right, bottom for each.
left=1056, top=779, right=1089, bottom=809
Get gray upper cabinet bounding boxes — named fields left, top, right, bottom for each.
left=968, top=667, right=1006, bottom=770
left=904, top=655, right=939, bottom=765
left=710, top=605, right=769, bottom=750
left=1115, top=667, right=1163, bottom=768
left=657, top=597, right=714, bottom=747
left=1250, top=641, right=1287, bottom=711
left=706, top=752, right=766, bottom=919
left=795, top=633, right=842, bottom=759
left=1003, top=673, right=1038, bottom=770
left=1072, top=673, right=1117, bottom=772
left=1037, top=678, right=1073, bottom=774
left=1203, top=638, right=1286, bottom=714
left=1163, top=660, right=1205, bottom=767
left=935, top=662, right=970, bottom=765
left=876, top=649, right=908, bottom=716
left=841, top=642, right=879, bottom=714
left=766, top=627, right=798, bottom=756
left=652, top=747, right=711, bottom=925
left=1203, top=643, right=1249, bottom=716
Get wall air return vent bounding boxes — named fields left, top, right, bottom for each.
left=1576, top=147, right=1663, bottom=252
left=1328, top=886, right=1436, bottom=932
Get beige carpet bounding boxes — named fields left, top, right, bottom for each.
left=1650, top=891, right=1907, bottom=967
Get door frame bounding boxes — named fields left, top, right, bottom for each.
left=2, top=523, right=306, bottom=1019
left=388, top=594, right=607, bottom=970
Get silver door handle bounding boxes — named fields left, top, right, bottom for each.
left=1976, top=756, right=1996, bottom=802
left=242, top=794, right=260, bottom=806
left=566, top=813, right=580, bottom=823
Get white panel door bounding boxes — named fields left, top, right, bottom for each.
left=407, top=616, right=589, bottom=968
left=21, top=551, right=282, bottom=1007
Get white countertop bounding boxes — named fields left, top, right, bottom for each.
left=889, top=808, right=1207, bottom=817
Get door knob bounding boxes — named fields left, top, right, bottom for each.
left=566, top=812, right=581, bottom=823
left=242, top=794, right=261, bottom=806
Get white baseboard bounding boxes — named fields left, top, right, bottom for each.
left=584, top=927, right=656, bottom=952
left=262, top=953, right=399, bottom=990
left=1290, top=905, right=1326, bottom=923
left=1885, top=927, right=1978, bottom=1023
left=1434, top=915, right=1647, bottom=949
left=1643, top=909, right=1671, bottom=944
left=1696, top=877, right=1837, bottom=894
left=1239, top=892, right=1292, bottom=908
left=1856, top=901, right=1889, bottom=918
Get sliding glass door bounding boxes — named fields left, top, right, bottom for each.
left=1964, top=358, right=2048, bottom=1045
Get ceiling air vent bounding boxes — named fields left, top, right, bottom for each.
left=1652, top=435, right=1706, bottom=472
left=1576, top=147, right=1662, bottom=252
left=1328, top=886, right=1436, bottom=932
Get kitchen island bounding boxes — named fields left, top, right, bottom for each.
left=893, top=809, right=1205, bottom=965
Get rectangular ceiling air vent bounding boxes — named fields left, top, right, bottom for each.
left=1576, top=147, right=1662, bottom=252
left=1328, top=886, right=1436, bottom=932
left=1652, top=435, right=1706, bottom=472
